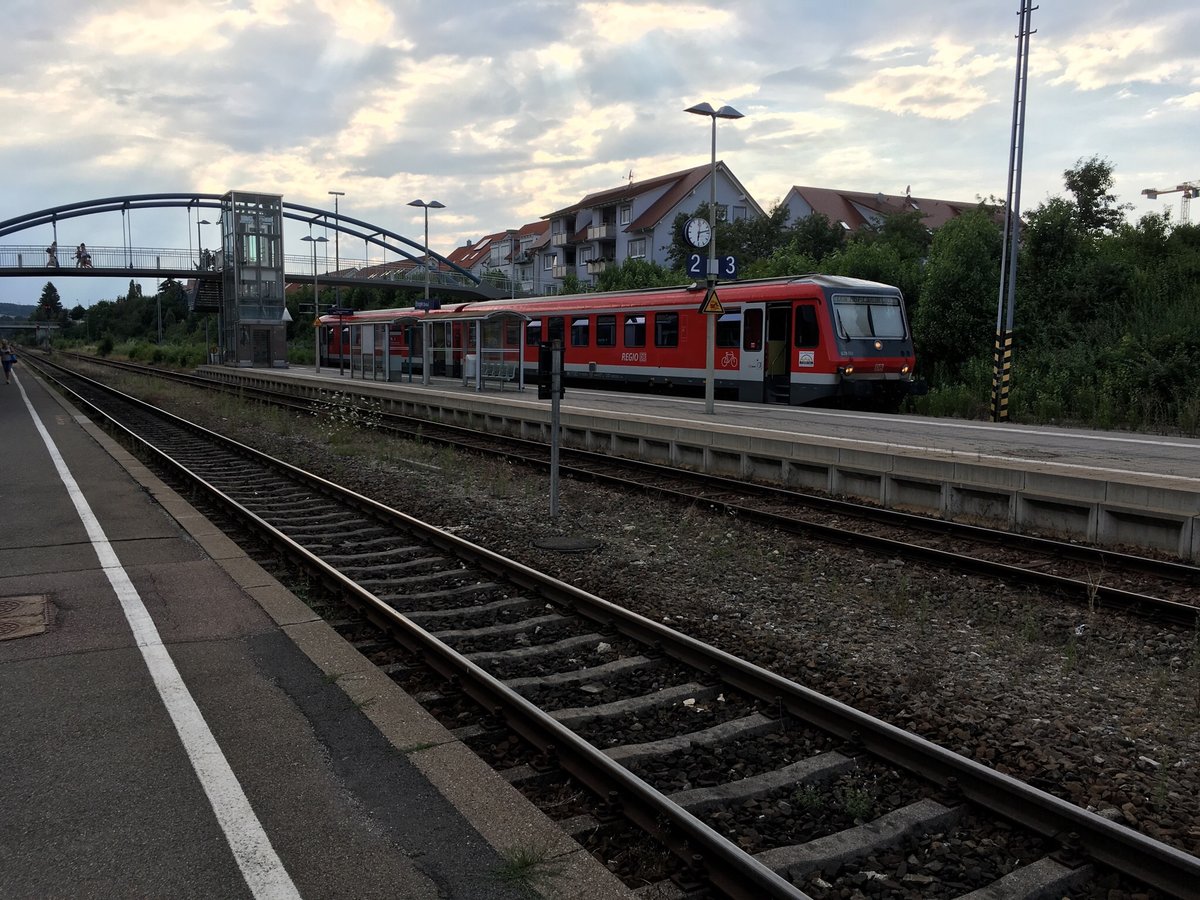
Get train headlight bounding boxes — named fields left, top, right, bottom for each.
left=839, top=365, right=855, bottom=375
left=874, top=340, right=882, bottom=350
left=901, top=365, right=910, bottom=375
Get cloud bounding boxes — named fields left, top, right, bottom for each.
left=1043, top=25, right=1186, bottom=91
left=828, top=38, right=1005, bottom=120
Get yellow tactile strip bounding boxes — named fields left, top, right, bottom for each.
left=0, top=595, right=52, bottom=641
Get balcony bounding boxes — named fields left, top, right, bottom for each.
left=586, top=259, right=611, bottom=275
left=587, top=223, right=615, bottom=241
left=552, top=264, right=571, bottom=279
left=551, top=232, right=571, bottom=247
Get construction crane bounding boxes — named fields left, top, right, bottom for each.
left=1140, top=181, right=1198, bottom=224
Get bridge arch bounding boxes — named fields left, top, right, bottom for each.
left=0, top=192, right=480, bottom=285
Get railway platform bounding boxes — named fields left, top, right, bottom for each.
left=203, top=362, right=1200, bottom=562
left=0, top=368, right=631, bottom=898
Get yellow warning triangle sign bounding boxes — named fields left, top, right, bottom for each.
left=697, top=287, right=725, bottom=315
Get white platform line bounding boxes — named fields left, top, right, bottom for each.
left=18, top=378, right=301, bottom=900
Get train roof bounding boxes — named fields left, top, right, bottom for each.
left=316, top=274, right=902, bottom=324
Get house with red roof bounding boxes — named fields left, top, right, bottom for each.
left=782, top=185, right=980, bottom=234
left=538, top=162, right=763, bottom=291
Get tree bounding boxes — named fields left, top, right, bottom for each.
left=825, top=241, right=922, bottom=308
left=33, top=281, right=64, bottom=324
left=856, top=209, right=934, bottom=261
left=911, top=207, right=1004, bottom=382
left=594, top=258, right=681, bottom=292
left=716, top=201, right=792, bottom=267
left=786, top=212, right=846, bottom=263
left=1062, top=155, right=1130, bottom=234
left=664, top=202, right=791, bottom=273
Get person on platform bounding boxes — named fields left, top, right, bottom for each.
left=2, top=340, right=16, bottom=384
left=46, top=241, right=58, bottom=267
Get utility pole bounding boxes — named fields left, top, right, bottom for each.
left=989, top=1, right=1036, bottom=424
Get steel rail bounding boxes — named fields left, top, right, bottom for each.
left=53, top=354, right=1200, bottom=624
left=39, top=358, right=1200, bottom=898
left=38, top=363, right=807, bottom=900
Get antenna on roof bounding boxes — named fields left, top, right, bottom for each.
left=905, top=185, right=911, bottom=197
left=628, top=169, right=634, bottom=185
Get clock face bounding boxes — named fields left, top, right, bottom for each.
left=685, top=216, right=711, bottom=248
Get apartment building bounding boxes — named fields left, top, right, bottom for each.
left=442, top=172, right=978, bottom=298
left=538, top=162, right=762, bottom=291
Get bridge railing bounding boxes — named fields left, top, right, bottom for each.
left=1, top=243, right=490, bottom=292
left=0, top=244, right=205, bottom=271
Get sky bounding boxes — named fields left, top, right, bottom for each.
left=3, top=0, right=1199, bottom=307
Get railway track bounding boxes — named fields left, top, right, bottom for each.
left=60, top=353, right=1200, bottom=626
left=33, top=359, right=1200, bottom=898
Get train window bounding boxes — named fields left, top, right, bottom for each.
left=716, top=312, right=740, bottom=348
left=795, top=305, right=820, bottom=348
left=571, top=317, right=590, bottom=347
left=623, top=314, right=646, bottom=347
left=835, top=301, right=871, bottom=338
left=526, top=319, right=542, bottom=346
left=654, top=312, right=678, bottom=347
left=870, top=302, right=906, bottom=337
left=742, top=308, right=763, bottom=352
left=505, top=320, right=520, bottom=345
left=548, top=316, right=565, bottom=344
left=833, top=294, right=906, bottom=339
left=596, top=315, right=616, bottom=346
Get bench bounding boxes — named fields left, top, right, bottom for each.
left=480, top=360, right=518, bottom=390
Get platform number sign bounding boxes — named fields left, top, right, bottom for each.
left=686, top=254, right=737, bottom=280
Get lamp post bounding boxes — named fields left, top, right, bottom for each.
left=196, top=218, right=211, bottom=269
left=328, top=191, right=344, bottom=304
left=685, top=101, right=743, bottom=415
left=302, top=232, right=330, bottom=370
left=407, top=199, right=444, bottom=307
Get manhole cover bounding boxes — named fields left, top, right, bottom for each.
left=0, top=595, right=51, bottom=641
left=532, top=535, right=602, bottom=553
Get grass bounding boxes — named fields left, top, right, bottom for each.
left=491, top=842, right=568, bottom=897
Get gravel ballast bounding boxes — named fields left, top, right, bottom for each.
left=115, top=376, right=1200, bottom=865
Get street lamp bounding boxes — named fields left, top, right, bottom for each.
left=196, top=218, right=211, bottom=269
left=302, top=232, right=329, bottom=369
left=328, top=191, right=345, bottom=303
left=407, top=199, right=444, bottom=307
left=685, top=100, right=744, bottom=414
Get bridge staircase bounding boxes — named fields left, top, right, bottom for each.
left=188, top=278, right=223, bottom=313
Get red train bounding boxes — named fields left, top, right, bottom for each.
left=317, top=274, right=924, bottom=409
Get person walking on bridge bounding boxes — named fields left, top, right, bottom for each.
left=75, top=243, right=91, bottom=268
left=46, top=241, right=58, bottom=267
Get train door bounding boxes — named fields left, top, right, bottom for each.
left=766, top=304, right=792, bottom=402
left=738, top=304, right=766, bottom=401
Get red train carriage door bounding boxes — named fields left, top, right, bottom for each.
left=766, top=304, right=792, bottom=402
left=739, top=304, right=766, bottom=401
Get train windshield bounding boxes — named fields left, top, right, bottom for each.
left=832, top=294, right=906, bottom=339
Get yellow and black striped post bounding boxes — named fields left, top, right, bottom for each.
left=989, top=329, right=1013, bottom=422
